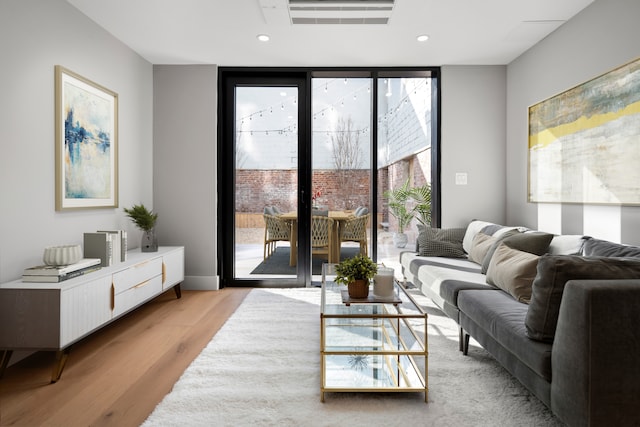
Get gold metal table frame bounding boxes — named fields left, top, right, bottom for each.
left=320, top=263, right=429, bottom=402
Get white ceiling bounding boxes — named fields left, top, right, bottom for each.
left=66, top=0, right=594, bottom=66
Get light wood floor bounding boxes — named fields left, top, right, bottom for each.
left=0, top=287, right=251, bottom=427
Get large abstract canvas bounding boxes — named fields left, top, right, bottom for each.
left=55, top=66, right=118, bottom=210
left=528, top=57, right=640, bottom=204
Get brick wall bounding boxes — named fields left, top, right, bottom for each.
left=236, top=148, right=431, bottom=231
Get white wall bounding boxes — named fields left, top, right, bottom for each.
left=506, top=0, right=640, bottom=244
left=440, top=65, right=507, bottom=228
left=0, top=0, right=153, bottom=282
left=153, top=65, right=219, bottom=290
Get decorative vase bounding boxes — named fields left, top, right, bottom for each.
left=348, top=279, right=369, bottom=299
left=393, top=232, right=408, bottom=248
left=141, top=229, right=158, bottom=252
left=373, top=267, right=395, bottom=298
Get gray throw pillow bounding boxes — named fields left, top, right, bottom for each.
left=583, top=238, right=640, bottom=258
left=526, top=255, right=640, bottom=342
left=479, top=229, right=521, bottom=274
left=468, top=232, right=494, bottom=265
left=502, top=231, right=554, bottom=255
left=417, top=227, right=467, bottom=258
left=486, top=244, right=540, bottom=303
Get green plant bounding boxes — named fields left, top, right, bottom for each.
left=334, top=254, right=378, bottom=285
left=123, top=204, right=158, bottom=231
left=383, top=179, right=415, bottom=233
left=410, top=183, right=432, bottom=227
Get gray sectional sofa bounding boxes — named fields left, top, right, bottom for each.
left=400, top=220, right=640, bottom=427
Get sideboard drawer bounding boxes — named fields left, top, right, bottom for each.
left=112, top=257, right=162, bottom=295
left=112, top=275, right=163, bottom=318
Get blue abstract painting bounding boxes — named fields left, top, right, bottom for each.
left=56, top=66, right=117, bottom=210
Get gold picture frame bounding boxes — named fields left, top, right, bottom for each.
left=528, top=57, right=640, bottom=205
left=55, top=65, right=118, bottom=211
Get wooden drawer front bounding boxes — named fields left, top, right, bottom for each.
left=112, top=275, right=163, bottom=318
left=112, top=257, right=162, bottom=295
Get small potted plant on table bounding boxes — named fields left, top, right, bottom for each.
left=334, top=254, right=378, bottom=299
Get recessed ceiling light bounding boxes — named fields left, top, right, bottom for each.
left=416, top=34, right=429, bottom=42
left=257, top=34, right=270, bottom=42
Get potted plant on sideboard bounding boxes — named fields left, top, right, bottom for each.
left=123, top=203, right=159, bottom=252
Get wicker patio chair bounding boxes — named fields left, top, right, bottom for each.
left=311, top=215, right=334, bottom=260
left=263, top=213, right=291, bottom=259
left=339, top=213, right=369, bottom=256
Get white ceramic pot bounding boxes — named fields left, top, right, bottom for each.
left=43, top=244, right=82, bottom=266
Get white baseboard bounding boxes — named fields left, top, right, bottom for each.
left=181, top=275, right=220, bottom=290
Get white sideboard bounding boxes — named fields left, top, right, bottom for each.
left=0, top=246, right=184, bottom=382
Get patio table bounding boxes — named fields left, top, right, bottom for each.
left=280, top=211, right=354, bottom=266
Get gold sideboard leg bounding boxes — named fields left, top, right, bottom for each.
left=51, top=348, right=71, bottom=383
left=173, top=283, right=182, bottom=299
left=0, top=350, right=13, bottom=379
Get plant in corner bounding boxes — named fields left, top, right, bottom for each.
left=123, top=203, right=159, bottom=252
left=383, top=179, right=415, bottom=248
left=334, top=254, right=378, bottom=299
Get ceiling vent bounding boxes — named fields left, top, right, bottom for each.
left=288, top=0, right=395, bottom=25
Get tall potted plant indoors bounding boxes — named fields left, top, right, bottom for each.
left=383, top=179, right=415, bottom=248
left=123, top=204, right=159, bottom=252
left=334, top=254, right=378, bottom=298
left=410, top=183, right=432, bottom=228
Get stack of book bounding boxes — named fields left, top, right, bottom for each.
left=22, top=258, right=102, bottom=283
left=85, top=230, right=127, bottom=267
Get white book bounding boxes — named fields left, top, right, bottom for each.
left=83, top=232, right=114, bottom=267
left=23, top=258, right=101, bottom=276
left=97, top=230, right=127, bottom=262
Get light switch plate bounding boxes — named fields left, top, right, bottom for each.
left=455, top=172, right=468, bottom=185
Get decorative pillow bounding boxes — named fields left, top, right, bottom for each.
left=479, top=229, right=521, bottom=274
left=501, top=231, right=554, bottom=255
left=462, top=220, right=495, bottom=254
left=486, top=244, right=540, bottom=303
left=526, top=255, right=640, bottom=342
left=418, top=227, right=467, bottom=258
left=548, top=235, right=590, bottom=255
left=583, top=238, right=640, bottom=258
left=468, top=232, right=494, bottom=264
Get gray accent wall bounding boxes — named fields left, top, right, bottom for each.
left=440, top=65, right=507, bottom=228
left=0, top=0, right=153, bottom=283
left=506, top=0, right=640, bottom=244
left=153, top=65, right=219, bottom=290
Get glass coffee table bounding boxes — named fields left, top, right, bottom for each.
left=320, top=263, right=428, bottom=402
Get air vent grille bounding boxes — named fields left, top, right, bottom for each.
left=288, top=0, right=394, bottom=25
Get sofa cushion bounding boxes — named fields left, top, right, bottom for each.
left=526, top=255, right=640, bottom=342
left=417, top=227, right=466, bottom=258
left=502, top=231, right=554, bottom=255
left=486, top=244, right=540, bottom=303
left=479, top=229, right=521, bottom=274
left=548, top=235, right=589, bottom=255
left=583, top=238, right=640, bottom=258
left=462, top=220, right=495, bottom=254
left=468, top=232, right=494, bottom=264
left=458, top=290, right=553, bottom=382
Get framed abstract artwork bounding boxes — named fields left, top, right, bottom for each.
left=528, top=57, right=640, bottom=205
left=55, top=65, right=118, bottom=211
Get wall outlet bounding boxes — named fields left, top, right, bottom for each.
left=455, top=172, right=468, bottom=185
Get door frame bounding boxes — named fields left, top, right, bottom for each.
left=218, top=70, right=311, bottom=287
left=218, top=67, right=441, bottom=288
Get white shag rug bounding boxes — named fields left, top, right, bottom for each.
left=142, top=288, right=562, bottom=427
